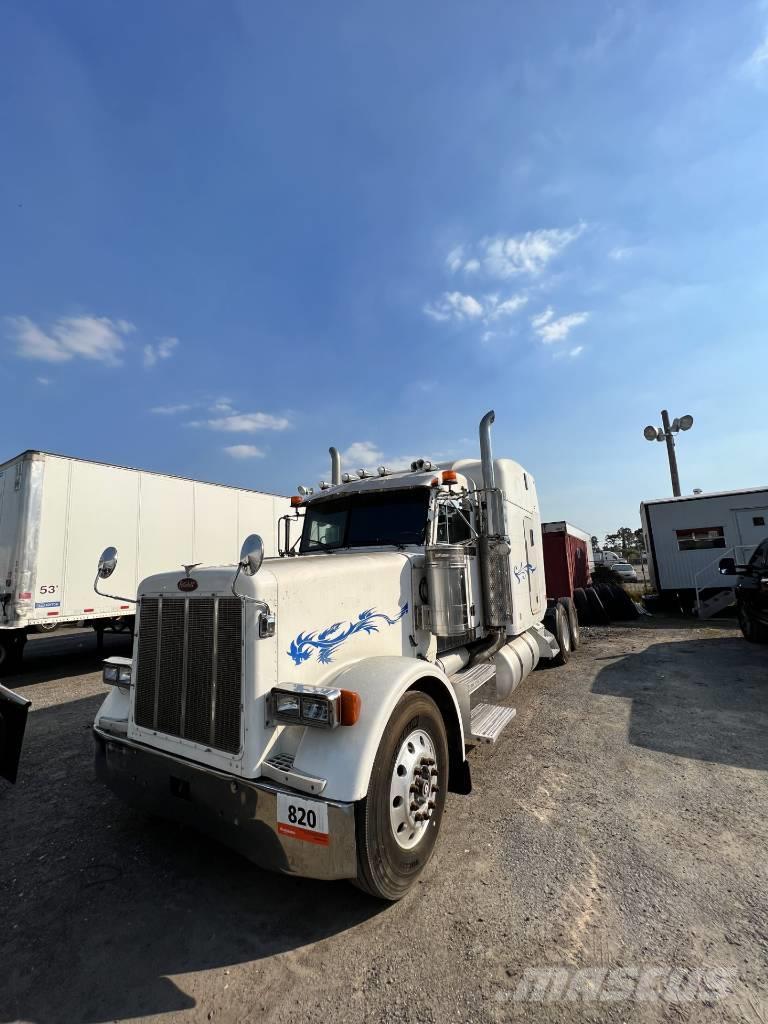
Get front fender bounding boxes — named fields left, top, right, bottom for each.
left=292, top=656, right=466, bottom=803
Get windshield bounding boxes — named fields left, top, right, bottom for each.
left=300, top=489, right=430, bottom=553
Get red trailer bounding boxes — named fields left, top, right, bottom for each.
left=542, top=521, right=592, bottom=599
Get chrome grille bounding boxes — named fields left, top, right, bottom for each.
left=134, top=596, right=243, bottom=754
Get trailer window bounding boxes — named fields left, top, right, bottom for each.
left=300, top=489, right=430, bottom=552
left=675, top=526, right=726, bottom=551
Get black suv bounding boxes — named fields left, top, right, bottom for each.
left=719, top=539, right=768, bottom=643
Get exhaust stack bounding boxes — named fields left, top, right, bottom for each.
left=329, top=447, right=341, bottom=486
left=477, top=409, right=513, bottom=635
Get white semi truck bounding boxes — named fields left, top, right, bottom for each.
left=92, top=412, right=573, bottom=899
left=0, top=450, right=288, bottom=673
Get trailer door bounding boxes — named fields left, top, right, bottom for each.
left=734, top=507, right=768, bottom=560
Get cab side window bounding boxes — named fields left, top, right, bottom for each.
left=436, top=502, right=473, bottom=544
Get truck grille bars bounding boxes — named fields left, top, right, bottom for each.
left=134, top=596, right=243, bottom=755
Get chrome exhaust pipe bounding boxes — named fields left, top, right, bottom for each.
left=479, top=409, right=496, bottom=493
left=329, top=447, right=341, bottom=485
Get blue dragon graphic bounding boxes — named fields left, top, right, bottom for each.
left=513, top=562, right=536, bottom=583
left=288, top=604, right=409, bottom=666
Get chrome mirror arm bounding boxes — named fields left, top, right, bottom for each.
left=93, top=574, right=137, bottom=605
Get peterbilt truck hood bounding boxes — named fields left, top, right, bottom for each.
left=125, top=550, right=425, bottom=776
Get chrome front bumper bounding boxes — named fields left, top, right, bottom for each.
left=93, top=728, right=358, bottom=881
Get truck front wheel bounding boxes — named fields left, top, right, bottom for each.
left=354, top=691, right=448, bottom=901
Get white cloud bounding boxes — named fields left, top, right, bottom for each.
left=481, top=223, right=586, bottom=278
left=744, top=32, right=768, bottom=80
left=209, top=397, right=236, bottom=414
left=531, top=308, right=589, bottom=344
left=424, top=291, right=527, bottom=325
left=485, top=293, right=528, bottom=320
left=569, top=345, right=584, bottom=357
left=446, top=246, right=465, bottom=273
left=609, top=246, right=634, bottom=261
left=464, top=258, right=481, bottom=273
left=143, top=335, right=179, bottom=368
left=531, top=307, right=554, bottom=328
left=223, top=444, right=264, bottom=459
left=36, top=376, right=50, bottom=386
left=151, top=403, right=193, bottom=415
left=424, top=291, right=484, bottom=321
left=342, top=441, right=384, bottom=466
left=6, top=314, right=133, bottom=364
left=199, top=411, right=291, bottom=433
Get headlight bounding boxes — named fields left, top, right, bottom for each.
left=275, top=693, right=300, bottom=717
left=103, top=659, right=132, bottom=687
left=301, top=697, right=330, bottom=723
left=268, top=685, right=361, bottom=729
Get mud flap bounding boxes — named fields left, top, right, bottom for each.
left=0, top=683, right=31, bottom=783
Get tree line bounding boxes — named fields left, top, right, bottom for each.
left=591, top=528, right=646, bottom=561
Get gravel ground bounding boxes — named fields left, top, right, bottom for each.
left=1, top=619, right=767, bottom=1024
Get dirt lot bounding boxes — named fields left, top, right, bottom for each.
left=2, top=620, right=767, bottom=1024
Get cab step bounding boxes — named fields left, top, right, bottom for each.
left=470, top=703, right=517, bottom=744
left=450, top=661, right=497, bottom=696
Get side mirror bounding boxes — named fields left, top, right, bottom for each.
left=98, top=546, right=118, bottom=579
left=239, top=535, right=264, bottom=577
left=718, top=557, right=736, bottom=576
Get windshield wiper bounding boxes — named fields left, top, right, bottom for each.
left=306, top=537, right=337, bottom=553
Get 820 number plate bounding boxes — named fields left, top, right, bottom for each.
left=276, top=793, right=329, bottom=846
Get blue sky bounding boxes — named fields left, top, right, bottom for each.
left=2, top=0, right=767, bottom=539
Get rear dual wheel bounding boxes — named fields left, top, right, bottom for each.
left=354, top=691, right=448, bottom=901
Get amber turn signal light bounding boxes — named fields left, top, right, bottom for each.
left=339, top=689, right=362, bottom=726
left=442, top=470, right=458, bottom=484
left=290, top=495, right=303, bottom=507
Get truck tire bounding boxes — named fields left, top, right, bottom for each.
left=34, top=622, right=59, bottom=634
left=573, top=587, right=589, bottom=625
left=551, top=603, right=572, bottom=665
left=738, top=604, right=768, bottom=644
left=354, top=691, right=448, bottom=901
left=610, top=585, right=639, bottom=621
left=558, top=596, right=580, bottom=649
left=586, top=587, right=610, bottom=625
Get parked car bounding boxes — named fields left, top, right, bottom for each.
left=719, top=539, right=768, bottom=643
left=611, top=562, right=638, bottom=582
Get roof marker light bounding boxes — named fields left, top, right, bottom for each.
left=442, top=470, right=458, bottom=484
left=290, top=495, right=303, bottom=507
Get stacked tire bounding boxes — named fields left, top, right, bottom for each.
left=573, top=583, right=639, bottom=626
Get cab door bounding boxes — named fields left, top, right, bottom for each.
left=523, top=517, right=542, bottom=616
left=743, top=540, right=768, bottom=626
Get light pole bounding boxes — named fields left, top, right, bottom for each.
left=643, top=411, right=694, bottom=497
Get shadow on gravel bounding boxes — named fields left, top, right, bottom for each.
left=592, top=634, right=768, bottom=771
left=3, top=630, right=134, bottom=689
left=1, top=694, right=384, bottom=1024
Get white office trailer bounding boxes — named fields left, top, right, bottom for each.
left=0, top=450, right=289, bottom=670
left=640, top=487, right=768, bottom=617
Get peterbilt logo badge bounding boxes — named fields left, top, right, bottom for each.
left=178, top=577, right=198, bottom=592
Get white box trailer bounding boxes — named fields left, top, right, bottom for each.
left=0, top=450, right=289, bottom=670
left=640, top=486, right=768, bottom=616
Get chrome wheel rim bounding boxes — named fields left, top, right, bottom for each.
left=389, top=728, right=438, bottom=850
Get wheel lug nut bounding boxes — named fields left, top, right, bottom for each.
left=431, top=768, right=438, bottom=777
left=428, top=800, right=435, bottom=809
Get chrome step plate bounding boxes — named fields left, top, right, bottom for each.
left=450, top=662, right=497, bottom=696
left=470, top=703, right=517, bottom=744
